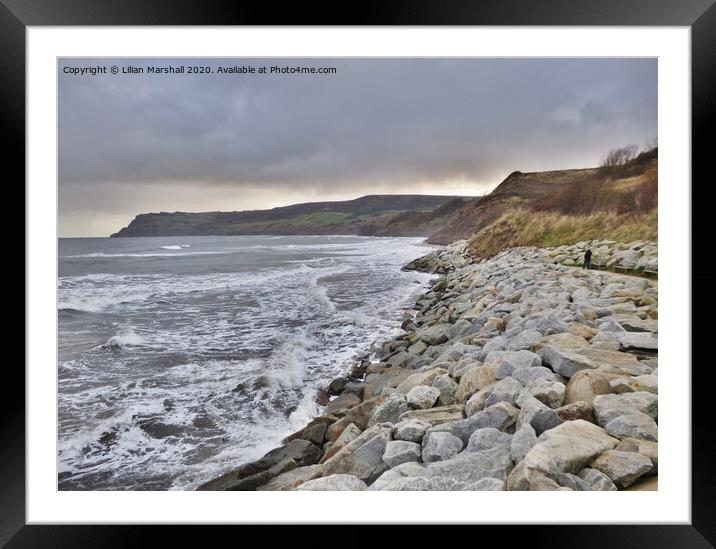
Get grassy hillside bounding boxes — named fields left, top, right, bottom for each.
left=111, top=195, right=470, bottom=237
left=429, top=148, right=658, bottom=256
left=467, top=209, right=657, bottom=259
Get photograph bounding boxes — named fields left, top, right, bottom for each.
left=56, top=56, right=660, bottom=493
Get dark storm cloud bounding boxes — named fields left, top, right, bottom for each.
left=58, top=58, right=657, bottom=236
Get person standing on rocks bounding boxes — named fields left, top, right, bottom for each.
left=584, top=248, right=593, bottom=269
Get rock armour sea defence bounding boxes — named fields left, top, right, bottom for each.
left=198, top=240, right=658, bottom=491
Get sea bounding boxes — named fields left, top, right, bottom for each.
left=57, top=235, right=436, bottom=490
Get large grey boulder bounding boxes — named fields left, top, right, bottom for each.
left=393, top=419, right=431, bottom=443
left=591, top=450, right=652, bottom=488
left=369, top=393, right=409, bottom=426
left=422, top=431, right=464, bottom=463
left=296, top=474, right=367, bottom=491
left=506, top=329, right=543, bottom=351
left=592, top=392, right=658, bottom=425
left=406, top=385, right=441, bottom=409
left=618, top=333, right=658, bottom=352
left=484, top=377, right=523, bottom=408
left=322, top=424, right=393, bottom=484
left=510, top=424, right=538, bottom=464
left=511, top=366, right=557, bottom=387
left=604, top=412, right=658, bottom=441
left=538, top=337, right=645, bottom=378
left=369, top=462, right=428, bottom=490
left=433, top=374, right=459, bottom=405
left=429, top=402, right=519, bottom=444
left=427, top=446, right=514, bottom=484
left=466, top=428, right=513, bottom=452
left=496, top=350, right=542, bottom=379
left=382, top=440, right=422, bottom=468
left=516, top=392, right=562, bottom=435
left=417, top=324, right=453, bottom=346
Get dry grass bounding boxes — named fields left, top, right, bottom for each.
left=468, top=208, right=657, bottom=259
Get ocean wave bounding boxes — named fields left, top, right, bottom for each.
left=64, top=250, right=230, bottom=258
left=100, top=328, right=145, bottom=349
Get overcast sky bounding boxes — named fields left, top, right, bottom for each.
left=58, top=58, right=657, bottom=237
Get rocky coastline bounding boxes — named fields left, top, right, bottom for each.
left=198, top=239, right=658, bottom=492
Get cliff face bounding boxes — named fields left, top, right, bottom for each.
left=111, top=194, right=471, bottom=238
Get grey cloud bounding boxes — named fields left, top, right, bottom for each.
left=58, top=57, right=657, bottom=236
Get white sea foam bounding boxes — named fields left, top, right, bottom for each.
left=58, top=236, right=436, bottom=490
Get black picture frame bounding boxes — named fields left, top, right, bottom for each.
left=6, top=0, right=713, bottom=546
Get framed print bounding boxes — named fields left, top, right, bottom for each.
left=7, top=0, right=714, bottom=545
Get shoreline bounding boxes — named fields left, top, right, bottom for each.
left=198, top=238, right=658, bottom=491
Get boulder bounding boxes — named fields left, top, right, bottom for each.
left=406, top=385, right=441, bottom=409
left=295, top=474, right=367, bottom=491
left=422, top=431, right=464, bottom=463
left=283, top=415, right=337, bottom=445
left=320, top=422, right=361, bottom=463
left=430, top=402, right=519, bottom=444
left=506, top=329, right=544, bottom=351
left=257, top=464, right=324, bottom=491
left=454, top=365, right=498, bottom=402
left=325, top=393, right=362, bottom=416
left=399, top=404, right=465, bottom=426
left=604, top=412, right=658, bottom=441
left=511, top=366, right=557, bottom=387
left=364, top=369, right=411, bottom=399
left=393, top=419, right=431, bottom=444
left=615, top=438, right=658, bottom=474
left=591, top=450, right=652, bottom=488
left=528, top=380, right=565, bottom=409
left=464, top=382, right=498, bottom=417
left=515, top=392, right=562, bottom=435
left=417, top=323, right=453, bottom=345
left=427, top=446, right=514, bottom=484
left=322, top=423, right=393, bottom=484
left=577, top=468, right=617, bottom=491
left=222, top=458, right=299, bottom=491
left=565, top=370, right=622, bottom=408
left=510, top=424, right=538, bottom=464
left=328, top=377, right=346, bottom=396
left=369, top=462, right=428, bottom=490
left=382, top=440, right=422, bottom=468
left=506, top=420, right=619, bottom=490
left=592, top=392, right=658, bottom=425
left=339, top=395, right=386, bottom=431
left=555, top=401, right=593, bottom=423
left=618, top=333, right=658, bottom=352
left=466, top=428, right=513, bottom=452
left=484, top=377, right=523, bottom=408
left=369, top=393, right=409, bottom=426
left=433, top=374, right=459, bottom=405
left=396, top=367, right=448, bottom=394
left=496, top=350, right=542, bottom=379
left=197, top=439, right=323, bottom=491
left=610, top=375, right=658, bottom=395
